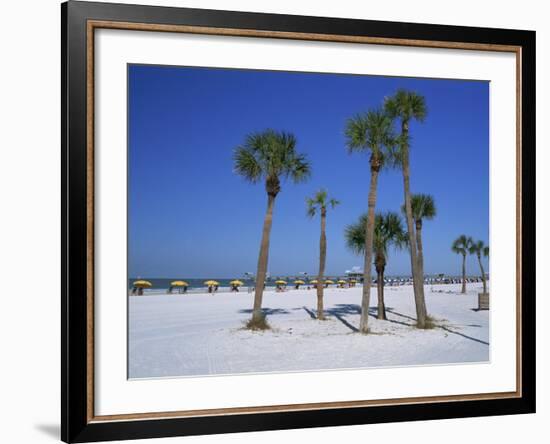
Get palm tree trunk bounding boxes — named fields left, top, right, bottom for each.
left=477, top=254, right=487, bottom=294
left=317, top=209, right=327, bottom=320
left=401, top=126, right=427, bottom=328
left=461, top=253, right=467, bottom=294
left=375, top=261, right=387, bottom=320
left=252, top=193, right=276, bottom=322
left=415, top=219, right=425, bottom=289
left=359, top=164, right=380, bottom=333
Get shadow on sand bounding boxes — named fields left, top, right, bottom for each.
left=241, top=303, right=489, bottom=345
left=238, top=307, right=291, bottom=316
left=386, top=308, right=489, bottom=345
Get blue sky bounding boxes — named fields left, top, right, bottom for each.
left=128, top=65, right=489, bottom=278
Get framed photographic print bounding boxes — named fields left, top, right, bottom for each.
left=61, top=1, right=536, bottom=442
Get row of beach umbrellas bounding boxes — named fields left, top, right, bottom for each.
left=132, top=279, right=243, bottom=288
left=131, top=278, right=359, bottom=294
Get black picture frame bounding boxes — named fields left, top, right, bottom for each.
left=62, top=1, right=536, bottom=442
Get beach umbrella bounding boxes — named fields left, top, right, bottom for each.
left=324, top=280, right=335, bottom=285
left=294, top=280, right=305, bottom=284
left=275, top=280, right=287, bottom=285
left=133, top=280, right=152, bottom=288
left=337, top=279, right=346, bottom=284
left=230, top=280, right=244, bottom=286
left=204, top=280, right=219, bottom=286
left=310, top=279, right=319, bottom=284
left=349, top=279, right=357, bottom=283
left=170, top=280, right=188, bottom=287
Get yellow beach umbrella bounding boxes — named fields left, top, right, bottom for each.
left=337, top=280, right=346, bottom=284
left=230, top=280, right=244, bottom=286
left=133, top=280, right=152, bottom=288
left=294, top=280, right=305, bottom=285
left=204, top=280, right=219, bottom=286
left=310, top=279, right=318, bottom=284
left=324, top=280, right=335, bottom=285
left=171, top=280, right=188, bottom=287
left=349, top=279, right=357, bottom=283
left=275, top=280, right=287, bottom=285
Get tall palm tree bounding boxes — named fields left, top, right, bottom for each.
left=403, top=194, right=436, bottom=286
left=451, top=235, right=473, bottom=294
left=469, top=240, right=489, bottom=295
left=306, top=189, right=340, bottom=320
left=385, top=89, right=429, bottom=328
left=344, top=109, right=395, bottom=333
left=345, top=212, right=406, bottom=320
left=234, top=129, right=311, bottom=327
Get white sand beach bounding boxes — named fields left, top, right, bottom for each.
left=128, top=283, right=489, bottom=379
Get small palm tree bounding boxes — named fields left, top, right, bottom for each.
left=403, top=194, right=436, bottom=283
left=451, top=235, right=473, bottom=294
left=345, top=212, right=406, bottom=320
left=385, top=89, right=429, bottom=328
left=234, top=129, right=311, bottom=327
left=307, top=189, right=340, bottom=320
left=345, top=109, right=395, bottom=333
left=469, top=240, right=489, bottom=295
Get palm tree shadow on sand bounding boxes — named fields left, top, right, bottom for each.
left=238, top=308, right=291, bottom=316
left=239, top=304, right=488, bottom=345
left=300, top=304, right=411, bottom=333
left=386, top=307, right=489, bottom=345
left=325, top=305, right=489, bottom=345
left=326, top=304, right=412, bottom=332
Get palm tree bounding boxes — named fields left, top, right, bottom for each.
left=469, top=240, right=489, bottom=295
left=403, top=194, right=436, bottom=285
left=345, top=212, right=406, bottom=320
left=345, top=109, right=395, bottom=333
left=234, top=130, right=311, bottom=327
left=385, top=89, right=429, bottom=328
left=451, top=235, right=473, bottom=294
left=307, top=189, right=340, bottom=320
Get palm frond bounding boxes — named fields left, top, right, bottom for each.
left=344, top=114, right=369, bottom=153
left=288, top=152, right=311, bottom=184
left=344, top=211, right=405, bottom=259
left=234, top=129, right=311, bottom=190
left=344, top=109, right=395, bottom=167
left=306, top=189, right=339, bottom=218
left=384, top=89, right=428, bottom=123
left=468, top=239, right=485, bottom=255
left=233, top=146, right=262, bottom=183
left=306, top=197, right=317, bottom=218
left=452, top=235, right=473, bottom=255
left=405, top=193, right=437, bottom=222
left=344, top=214, right=369, bottom=255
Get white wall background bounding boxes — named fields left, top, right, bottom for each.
left=0, top=1, right=546, bottom=443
